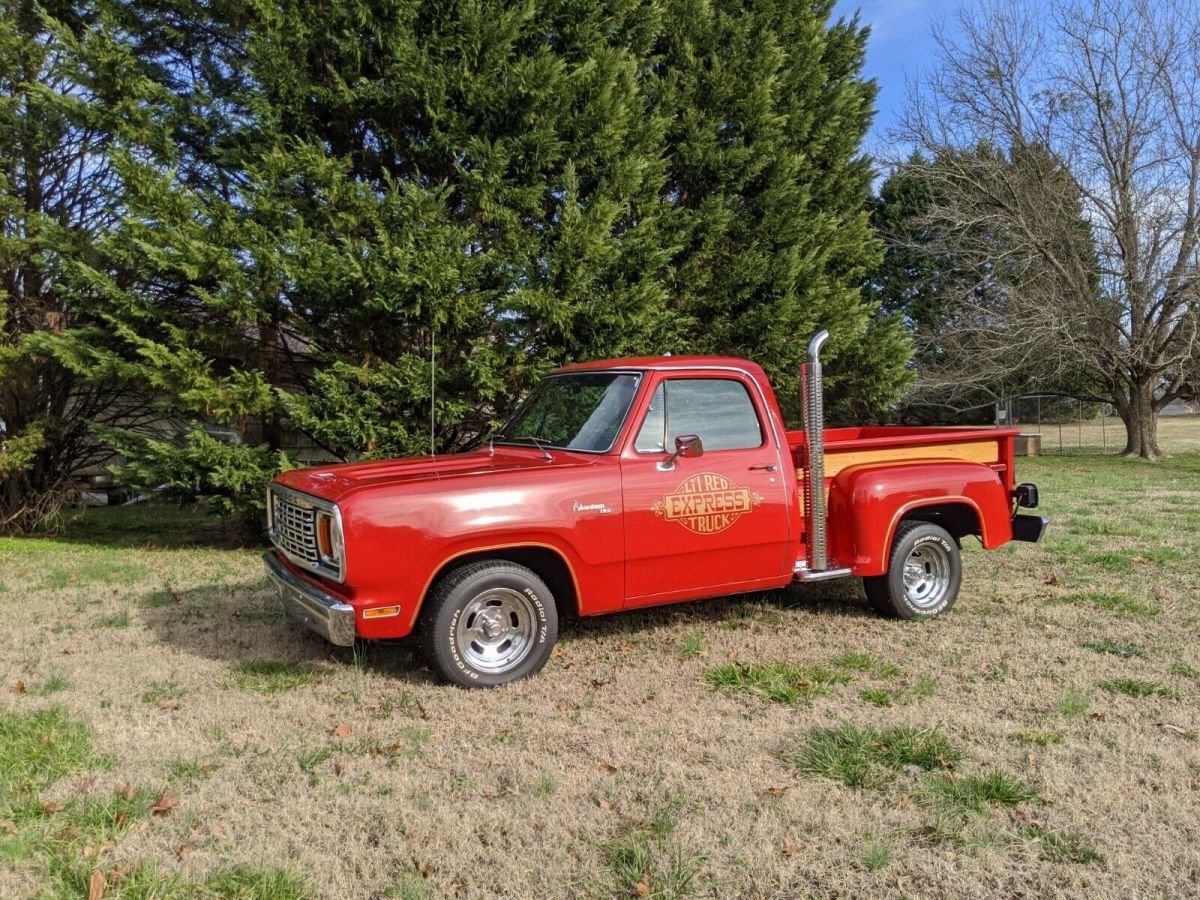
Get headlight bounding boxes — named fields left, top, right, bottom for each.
left=316, top=508, right=344, bottom=573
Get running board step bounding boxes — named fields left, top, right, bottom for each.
left=793, top=564, right=852, bottom=583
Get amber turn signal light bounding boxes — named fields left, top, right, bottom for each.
left=362, top=606, right=401, bottom=619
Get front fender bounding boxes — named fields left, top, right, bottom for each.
left=828, top=460, right=1013, bottom=577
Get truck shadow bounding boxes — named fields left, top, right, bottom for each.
left=136, top=575, right=874, bottom=682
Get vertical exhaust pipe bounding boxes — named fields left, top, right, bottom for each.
left=801, top=329, right=829, bottom=571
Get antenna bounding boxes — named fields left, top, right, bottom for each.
left=429, top=325, right=436, bottom=457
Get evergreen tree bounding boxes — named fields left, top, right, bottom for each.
left=46, top=0, right=906, bottom=520
left=0, top=0, right=162, bottom=532
left=651, top=0, right=908, bottom=421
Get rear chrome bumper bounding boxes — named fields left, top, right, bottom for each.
left=263, top=550, right=356, bottom=646
left=1012, top=514, right=1049, bottom=543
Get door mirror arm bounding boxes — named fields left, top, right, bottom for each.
left=657, top=434, right=704, bottom=471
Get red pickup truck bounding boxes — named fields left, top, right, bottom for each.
left=265, top=331, right=1046, bottom=687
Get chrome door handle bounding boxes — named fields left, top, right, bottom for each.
left=749, top=464, right=777, bottom=472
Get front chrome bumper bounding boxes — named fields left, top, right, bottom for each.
left=263, top=550, right=356, bottom=646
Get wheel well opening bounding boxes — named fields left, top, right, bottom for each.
left=900, top=502, right=981, bottom=544
left=427, top=547, right=579, bottom=616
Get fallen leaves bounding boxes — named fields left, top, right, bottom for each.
left=410, top=855, right=435, bottom=878
left=0, top=819, right=16, bottom=835
left=330, top=724, right=352, bottom=737
left=598, top=762, right=618, bottom=774
left=149, top=791, right=179, bottom=816
left=10, top=680, right=27, bottom=694
left=87, top=869, right=105, bottom=900
left=782, top=836, right=802, bottom=858
left=763, top=786, right=787, bottom=798
left=41, top=801, right=66, bottom=814
left=633, top=875, right=651, bottom=896
left=81, top=842, right=114, bottom=859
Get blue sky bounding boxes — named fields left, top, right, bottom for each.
left=832, top=0, right=959, bottom=149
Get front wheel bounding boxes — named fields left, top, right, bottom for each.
left=864, top=521, right=962, bottom=619
left=420, top=560, right=558, bottom=687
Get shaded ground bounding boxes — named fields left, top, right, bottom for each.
left=1, top=434, right=1198, bottom=898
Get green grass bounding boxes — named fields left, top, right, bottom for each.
left=203, top=864, right=313, bottom=899
left=858, top=834, right=893, bottom=872
left=383, top=869, right=435, bottom=900
left=1168, top=661, right=1199, bottom=678
left=0, top=707, right=105, bottom=816
left=594, top=800, right=706, bottom=900
left=677, top=630, right=703, bottom=659
left=228, top=659, right=317, bottom=693
left=921, top=772, right=1038, bottom=814
left=38, top=672, right=70, bottom=695
left=1012, top=730, right=1062, bottom=747
left=1081, top=639, right=1147, bottom=659
left=706, top=662, right=851, bottom=706
left=95, top=608, right=131, bottom=628
left=829, top=650, right=902, bottom=678
left=859, top=675, right=936, bottom=707
left=0, top=708, right=171, bottom=894
left=168, top=757, right=220, bottom=784
left=80, top=861, right=314, bottom=899
left=141, top=680, right=186, bottom=705
left=1023, top=825, right=1100, bottom=864
left=1052, top=591, right=1159, bottom=617
left=1053, top=691, right=1090, bottom=717
left=388, top=726, right=431, bottom=761
left=531, top=774, right=557, bottom=797
left=782, top=726, right=963, bottom=790
left=1099, top=678, right=1179, bottom=700
left=41, top=557, right=141, bottom=590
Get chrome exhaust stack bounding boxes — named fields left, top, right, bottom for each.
left=801, top=330, right=830, bottom=570
left=796, top=329, right=849, bottom=582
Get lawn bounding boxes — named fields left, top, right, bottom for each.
left=1, top=437, right=1198, bottom=898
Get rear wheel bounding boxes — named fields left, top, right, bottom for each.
left=864, top=521, right=961, bottom=619
left=420, top=560, right=558, bottom=687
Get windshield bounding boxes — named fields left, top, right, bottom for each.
left=496, top=372, right=641, bottom=453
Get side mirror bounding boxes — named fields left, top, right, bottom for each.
left=674, top=434, right=704, bottom=459
left=659, top=434, right=703, bottom=471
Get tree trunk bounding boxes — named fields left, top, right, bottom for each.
left=1117, top=379, right=1162, bottom=460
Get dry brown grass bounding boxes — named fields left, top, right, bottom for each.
left=2, top=426, right=1199, bottom=898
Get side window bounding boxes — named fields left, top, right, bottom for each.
left=634, top=384, right=666, bottom=452
left=634, top=378, right=763, bottom=453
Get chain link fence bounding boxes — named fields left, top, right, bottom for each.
left=994, top=395, right=1119, bottom=455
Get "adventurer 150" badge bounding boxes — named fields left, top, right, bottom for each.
left=651, top=472, right=764, bottom=535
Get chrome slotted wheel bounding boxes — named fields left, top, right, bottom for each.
left=455, top=587, right=538, bottom=674
left=902, top=541, right=952, bottom=609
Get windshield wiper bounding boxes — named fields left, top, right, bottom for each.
left=501, top=435, right=553, bottom=461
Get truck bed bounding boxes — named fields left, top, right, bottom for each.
left=787, top=426, right=1019, bottom=491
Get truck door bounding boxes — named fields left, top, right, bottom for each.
left=620, top=372, right=792, bottom=605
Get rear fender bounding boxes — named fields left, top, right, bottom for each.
left=828, top=461, right=1013, bottom=577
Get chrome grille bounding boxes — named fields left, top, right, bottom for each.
left=271, top=491, right=319, bottom=564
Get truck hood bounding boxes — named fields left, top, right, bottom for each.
left=274, top=447, right=591, bottom=503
